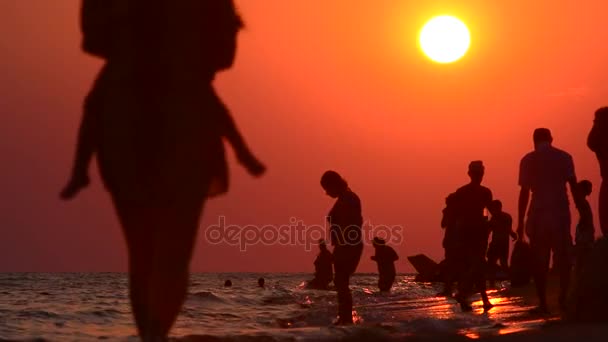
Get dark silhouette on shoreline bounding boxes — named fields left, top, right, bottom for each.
left=438, top=192, right=459, bottom=296
left=486, top=200, right=516, bottom=288
left=517, top=128, right=578, bottom=314
left=66, top=1, right=265, bottom=340
left=574, top=180, right=594, bottom=276
left=588, top=107, right=608, bottom=237
left=371, top=237, right=399, bottom=292
left=307, top=239, right=333, bottom=290
left=321, top=171, right=363, bottom=325
left=450, top=161, right=493, bottom=312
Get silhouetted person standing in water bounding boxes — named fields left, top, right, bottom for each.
left=518, top=128, right=578, bottom=313
left=69, top=1, right=264, bottom=340
left=321, top=171, right=363, bottom=325
left=258, top=278, right=265, bottom=288
left=452, top=161, right=493, bottom=312
left=588, top=107, right=608, bottom=237
left=371, top=237, right=399, bottom=292
left=308, top=239, right=333, bottom=290
left=486, top=200, right=516, bottom=289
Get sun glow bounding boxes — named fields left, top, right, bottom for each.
left=419, top=15, right=471, bottom=63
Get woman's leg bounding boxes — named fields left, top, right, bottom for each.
left=112, top=201, right=157, bottom=338
left=113, top=195, right=205, bottom=340
left=148, top=197, right=204, bottom=337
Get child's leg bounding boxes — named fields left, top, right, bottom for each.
left=61, top=90, right=99, bottom=199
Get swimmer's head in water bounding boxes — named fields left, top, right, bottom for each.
left=468, top=161, right=485, bottom=185
left=578, top=180, right=593, bottom=197
left=224, top=280, right=232, bottom=287
left=321, top=170, right=348, bottom=198
left=258, top=278, right=265, bottom=287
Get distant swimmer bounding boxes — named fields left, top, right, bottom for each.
left=258, top=278, right=265, bottom=288
left=307, top=239, right=333, bottom=290
left=371, top=237, right=399, bottom=292
left=224, top=280, right=232, bottom=287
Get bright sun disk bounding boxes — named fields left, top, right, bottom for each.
left=419, top=15, right=470, bottom=64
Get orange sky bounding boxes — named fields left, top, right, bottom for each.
left=1, top=0, right=606, bottom=272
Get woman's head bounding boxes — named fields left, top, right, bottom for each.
left=321, top=171, right=348, bottom=198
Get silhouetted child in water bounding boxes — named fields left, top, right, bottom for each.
left=60, top=6, right=265, bottom=200
left=371, top=237, right=399, bottom=292
left=308, top=239, right=333, bottom=290
left=439, top=192, right=459, bottom=297
left=486, top=200, right=516, bottom=288
left=575, top=180, right=595, bottom=276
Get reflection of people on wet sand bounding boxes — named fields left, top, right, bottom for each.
left=307, top=239, right=333, bottom=290
left=66, top=1, right=265, bottom=340
left=438, top=192, right=459, bottom=297
left=61, top=0, right=265, bottom=200
left=452, top=161, right=493, bottom=312
left=486, top=200, right=516, bottom=288
left=574, top=180, right=595, bottom=276
left=371, top=237, right=399, bottom=292
left=518, top=128, right=578, bottom=314
left=321, top=171, right=363, bottom=325
left=588, top=107, right=608, bottom=237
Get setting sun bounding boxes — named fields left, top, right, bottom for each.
left=419, top=15, right=471, bottom=63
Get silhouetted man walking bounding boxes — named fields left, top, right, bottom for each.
left=518, top=128, right=578, bottom=313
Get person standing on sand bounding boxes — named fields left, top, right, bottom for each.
left=517, top=128, right=579, bottom=314
left=71, top=1, right=264, bottom=340
left=371, top=237, right=399, bottom=292
left=588, top=107, right=608, bottom=237
left=321, top=171, right=363, bottom=325
left=452, top=161, right=494, bottom=312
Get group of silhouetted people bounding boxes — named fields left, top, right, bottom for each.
left=63, top=0, right=608, bottom=339
left=438, top=124, right=607, bottom=314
